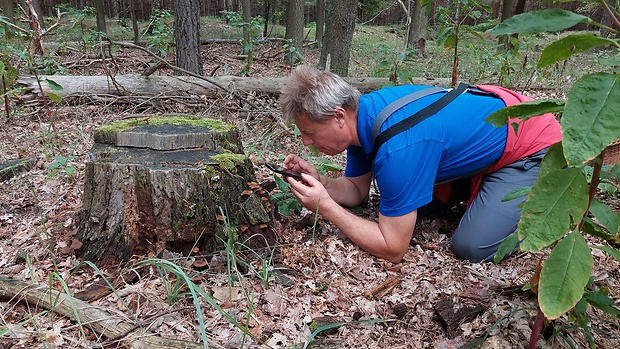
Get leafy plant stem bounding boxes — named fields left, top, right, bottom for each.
left=529, top=308, right=545, bottom=349
left=1, top=74, right=9, bottom=118
left=598, top=0, right=620, bottom=30
left=579, top=150, right=605, bottom=231
left=31, top=67, right=57, bottom=133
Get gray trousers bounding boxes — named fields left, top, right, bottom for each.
left=419, top=148, right=547, bottom=262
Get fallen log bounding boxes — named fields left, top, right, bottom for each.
left=16, top=74, right=451, bottom=99
left=0, top=276, right=206, bottom=349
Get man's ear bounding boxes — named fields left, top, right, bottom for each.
left=334, top=107, right=347, bottom=126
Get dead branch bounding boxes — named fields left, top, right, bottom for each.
left=366, top=275, right=402, bottom=298
left=0, top=276, right=207, bottom=349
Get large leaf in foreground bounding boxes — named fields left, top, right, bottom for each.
left=538, top=34, right=618, bottom=68
left=518, top=168, right=589, bottom=251
left=487, top=9, right=593, bottom=35
left=537, top=143, right=567, bottom=180
left=539, top=231, right=593, bottom=319
left=562, top=73, right=620, bottom=165
left=485, top=100, right=564, bottom=128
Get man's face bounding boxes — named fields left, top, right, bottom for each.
left=294, top=112, right=350, bottom=156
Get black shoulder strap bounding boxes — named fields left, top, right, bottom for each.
left=371, top=87, right=446, bottom=143
left=368, top=83, right=470, bottom=161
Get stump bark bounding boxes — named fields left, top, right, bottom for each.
left=76, top=116, right=267, bottom=266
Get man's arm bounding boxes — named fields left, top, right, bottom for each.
left=289, top=174, right=416, bottom=263
left=283, top=154, right=372, bottom=207
left=319, top=172, right=372, bottom=208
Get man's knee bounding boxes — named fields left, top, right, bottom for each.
left=450, top=234, right=497, bottom=263
left=450, top=235, right=487, bottom=262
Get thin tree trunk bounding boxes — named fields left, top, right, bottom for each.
left=94, top=0, right=107, bottom=34
left=131, top=0, right=139, bottom=44
left=174, top=0, right=203, bottom=75
left=315, top=0, right=325, bottom=47
left=319, top=0, right=357, bottom=76
left=407, top=0, right=427, bottom=56
left=284, top=0, right=304, bottom=65
left=263, top=0, right=271, bottom=38
left=242, top=0, right=252, bottom=53
left=0, top=0, right=16, bottom=37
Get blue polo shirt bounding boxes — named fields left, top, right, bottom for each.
left=344, top=85, right=508, bottom=216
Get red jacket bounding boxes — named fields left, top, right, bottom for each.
left=434, top=85, right=563, bottom=204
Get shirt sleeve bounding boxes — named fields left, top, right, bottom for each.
left=344, top=145, right=372, bottom=177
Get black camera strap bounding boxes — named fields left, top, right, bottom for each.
left=368, top=82, right=470, bottom=162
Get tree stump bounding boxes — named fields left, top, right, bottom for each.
left=76, top=116, right=269, bottom=266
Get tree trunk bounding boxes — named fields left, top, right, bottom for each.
left=29, top=0, right=44, bottom=29
left=76, top=116, right=262, bottom=266
left=241, top=0, right=253, bottom=53
left=319, top=0, right=357, bottom=76
left=315, top=0, right=325, bottom=47
left=22, top=0, right=44, bottom=55
left=174, top=0, right=203, bottom=75
left=262, top=0, right=271, bottom=38
left=498, top=0, right=526, bottom=51
left=16, top=74, right=402, bottom=99
left=130, top=0, right=140, bottom=44
left=0, top=0, right=15, bottom=37
left=284, top=0, right=304, bottom=65
left=94, top=0, right=107, bottom=34
left=407, top=0, right=427, bottom=56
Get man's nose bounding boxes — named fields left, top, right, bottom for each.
left=301, top=134, right=313, bottom=146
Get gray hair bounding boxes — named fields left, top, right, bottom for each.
left=279, top=65, right=360, bottom=124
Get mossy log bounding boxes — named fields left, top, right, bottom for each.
left=0, top=156, right=38, bottom=181
left=0, top=276, right=205, bottom=349
left=76, top=116, right=271, bottom=266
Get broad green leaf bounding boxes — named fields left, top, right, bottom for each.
left=581, top=217, right=614, bottom=240
left=538, top=143, right=567, bottom=179
left=583, top=290, right=620, bottom=317
left=485, top=99, right=564, bottom=127
left=594, top=245, right=620, bottom=262
left=601, top=163, right=620, bottom=180
left=589, top=198, right=620, bottom=235
left=443, top=33, right=457, bottom=49
left=539, top=231, right=593, bottom=319
left=538, top=34, right=618, bottom=68
left=599, top=52, right=620, bottom=73
left=562, top=73, right=620, bottom=165
left=518, top=168, right=589, bottom=251
left=44, top=78, right=63, bottom=91
left=573, top=297, right=588, bottom=315
left=47, top=92, right=63, bottom=103
left=488, top=9, right=594, bottom=36
left=493, top=230, right=520, bottom=264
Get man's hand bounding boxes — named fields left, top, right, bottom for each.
left=283, top=154, right=320, bottom=181
left=287, top=173, right=330, bottom=213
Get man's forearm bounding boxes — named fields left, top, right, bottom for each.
left=317, top=198, right=410, bottom=263
left=320, top=174, right=369, bottom=208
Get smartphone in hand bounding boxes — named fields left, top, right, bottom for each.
left=265, top=163, right=303, bottom=181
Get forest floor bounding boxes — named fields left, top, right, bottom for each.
left=0, top=39, right=619, bottom=349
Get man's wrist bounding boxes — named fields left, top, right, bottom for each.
left=318, top=173, right=329, bottom=187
